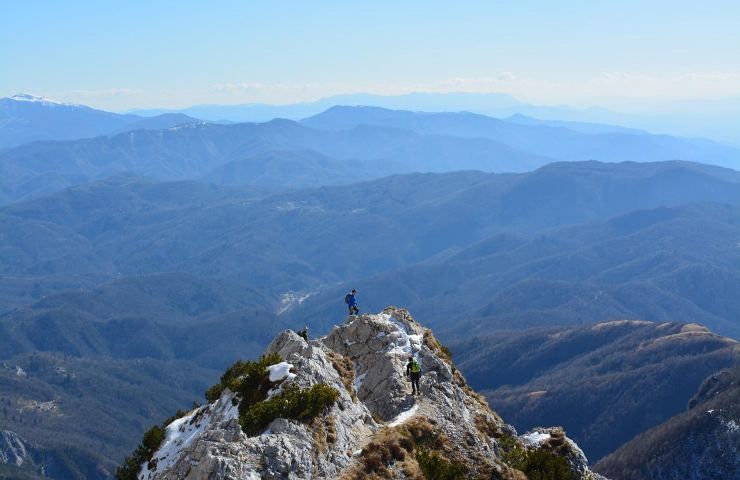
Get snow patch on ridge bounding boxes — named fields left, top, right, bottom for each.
left=140, top=392, right=238, bottom=480
left=267, top=362, right=295, bottom=382
left=521, top=431, right=551, bottom=446
left=376, top=313, right=423, bottom=361
left=9, top=93, right=73, bottom=106
left=388, top=403, right=419, bottom=427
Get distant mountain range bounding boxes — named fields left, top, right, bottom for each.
left=0, top=351, right=215, bottom=479
left=1, top=160, right=740, bottom=478
left=2, top=100, right=738, bottom=206
left=596, top=366, right=740, bottom=480
left=301, top=106, right=740, bottom=168
left=450, top=321, right=739, bottom=462
left=0, top=94, right=201, bottom=149
left=2, top=91, right=740, bottom=479
left=127, top=91, right=740, bottom=145
left=128, top=91, right=526, bottom=122
left=287, top=162, right=740, bottom=340
left=3, top=161, right=740, bottom=341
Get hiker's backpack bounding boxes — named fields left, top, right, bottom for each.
left=344, top=293, right=352, bottom=305
left=410, top=359, right=421, bottom=373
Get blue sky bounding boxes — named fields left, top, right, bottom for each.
left=2, top=0, right=739, bottom=111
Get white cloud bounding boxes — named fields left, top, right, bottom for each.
left=35, top=69, right=740, bottom=112
left=67, top=87, right=144, bottom=99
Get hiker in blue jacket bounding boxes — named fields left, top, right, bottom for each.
left=344, top=289, right=359, bottom=316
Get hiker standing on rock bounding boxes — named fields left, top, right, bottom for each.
left=406, top=356, right=421, bottom=396
left=345, top=289, right=359, bottom=316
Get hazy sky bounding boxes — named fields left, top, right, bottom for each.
left=2, top=0, right=739, bottom=111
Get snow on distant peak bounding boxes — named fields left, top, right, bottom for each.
left=9, top=93, right=66, bottom=106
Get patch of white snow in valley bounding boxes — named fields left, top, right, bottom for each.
left=388, top=404, right=419, bottom=427
left=267, top=362, right=295, bottom=382
left=521, top=431, right=551, bottom=446
left=277, top=291, right=313, bottom=314
left=723, top=419, right=739, bottom=432
left=245, top=472, right=261, bottom=480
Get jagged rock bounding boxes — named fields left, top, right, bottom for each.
left=138, top=308, right=605, bottom=479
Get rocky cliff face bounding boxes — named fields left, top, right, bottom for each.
left=136, top=308, right=606, bottom=479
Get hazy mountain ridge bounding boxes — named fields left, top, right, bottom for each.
left=0, top=351, right=215, bottom=479
left=595, top=366, right=740, bottom=479
left=1, top=161, right=739, bottom=478
left=3, top=162, right=740, bottom=339
left=0, top=117, right=549, bottom=205
left=128, top=92, right=525, bottom=122
left=0, top=272, right=285, bottom=367
left=302, top=106, right=740, bottom=168
left=449, top=321, right=739, bottom=462
left=0, top=94, right=201, bottom=149
left=3, top=99, right=739, bottom=207
left=127, top=92, right=740, bottom=145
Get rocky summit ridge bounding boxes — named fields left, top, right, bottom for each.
left=134, top=307, right=606, bottom=479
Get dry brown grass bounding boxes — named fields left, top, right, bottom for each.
left=475, top=414, right=501, bottom=439
left=312, top=419, right=327, bottom=453
left=541, top=427, right=573, bottom=456
left=326, top=350, right=356, bottom=401
left=326, top=415, right=337, bottom=445
left=347, top=416, right=513, bottom=479
left=341, top=415, right=515, bottom=480
left=343, top=416, right=443, bottom=480
left=311, top=415, right=338, bottom=453
left=423, top=331, right=454, bottom=365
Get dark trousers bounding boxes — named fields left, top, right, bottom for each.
left=349, top=305, right=359, bottom=315
left=409, top=372, right=420, bottom=393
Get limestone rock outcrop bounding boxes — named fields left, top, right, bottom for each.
left=138, top=308, right=606, bottom=479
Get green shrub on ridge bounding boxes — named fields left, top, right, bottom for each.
left=241, top=383, right=340, bottom=435
left=205, top=352, right=338, bottom=436
left=205, top=352, right=282, bottom=403
left=415, top=447, right=466, bottom=480
left=119, top=349, right=339, bottom=478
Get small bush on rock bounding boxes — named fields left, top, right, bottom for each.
left=241, top=383, right=339, bottom=435
left=498, top=433, right=577, bottom=480
left=515, top=449, right=577, bottom=480
left=204, top=352, right=282, bottom=403
left=415, top=447, right=466, bottom=480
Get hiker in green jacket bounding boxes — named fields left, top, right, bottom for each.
left=406, top=356, right=422, bottom=396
